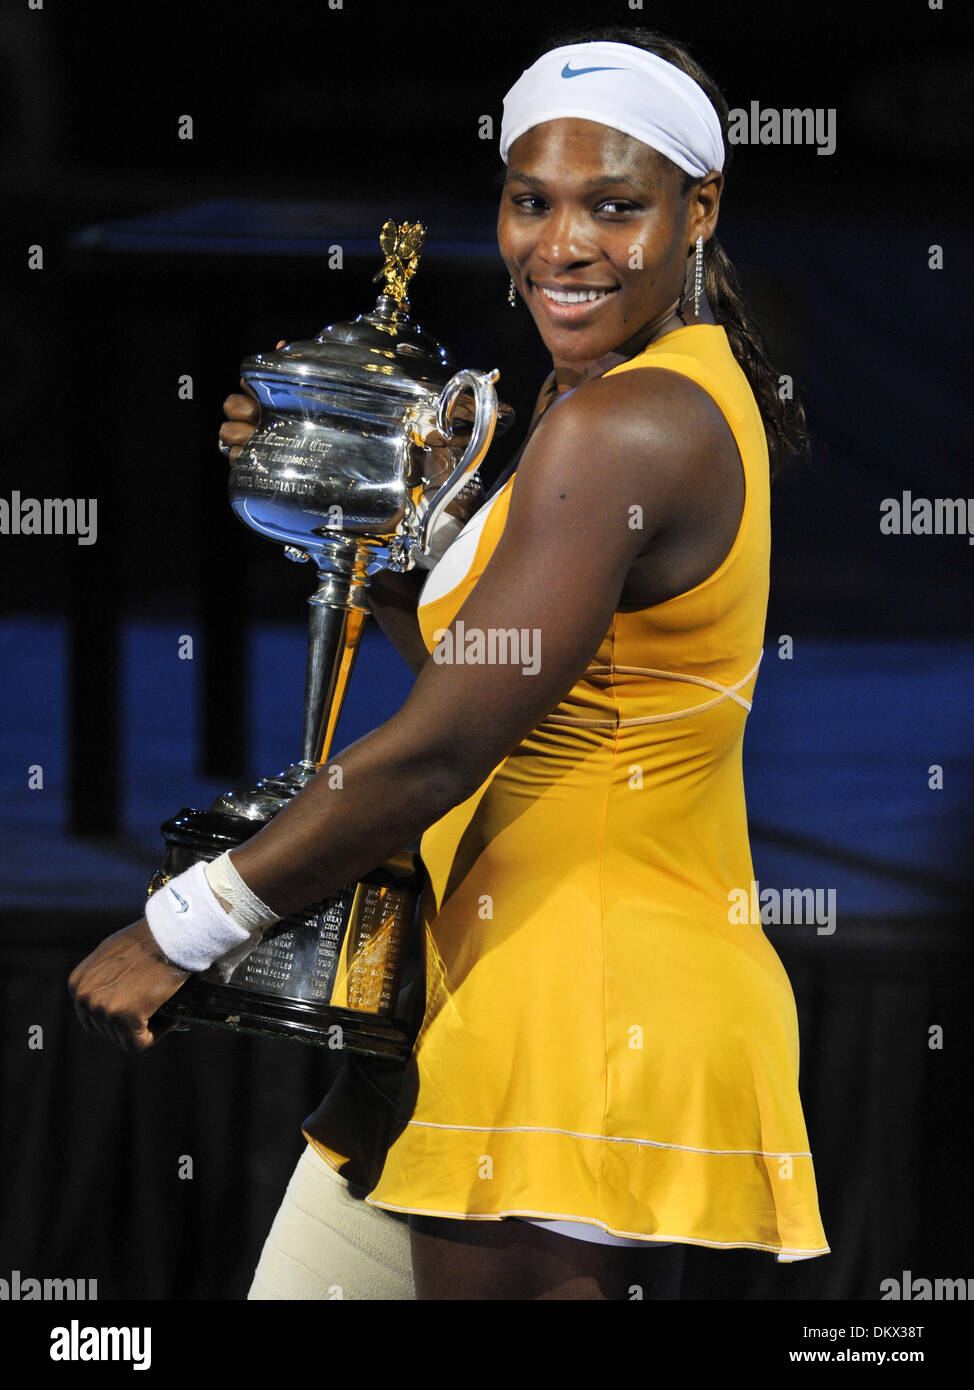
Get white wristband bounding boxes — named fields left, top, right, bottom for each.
left=145, top=861, right=257, bottom=975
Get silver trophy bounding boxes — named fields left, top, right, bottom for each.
left=150, top=221, right=508, bottom=1056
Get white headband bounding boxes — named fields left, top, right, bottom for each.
left=499, top=42, right=724, bottom=179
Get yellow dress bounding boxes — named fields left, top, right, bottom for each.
left=312, top=323, right=830, bottom=1262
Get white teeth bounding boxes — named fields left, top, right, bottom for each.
left=540, top=286, right=613, bottom=305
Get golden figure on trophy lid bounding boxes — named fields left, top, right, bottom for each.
left=373, top=219, right=426, bottom=307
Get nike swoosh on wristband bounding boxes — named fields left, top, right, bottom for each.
left=169, top=886, right=189, bottom=914
left=561, top=63, right=628, bottom=78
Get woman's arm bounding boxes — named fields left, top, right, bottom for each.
left=69, top=366, right=734, bottom=1046
left=365, top=567, right=428, bottom=676
left=229, top=365, right=734, bottom=915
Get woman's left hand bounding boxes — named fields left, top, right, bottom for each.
left=67, top=919, right=192, bottom=1053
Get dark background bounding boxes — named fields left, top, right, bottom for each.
left=1, top=0, right=972, bottom=1309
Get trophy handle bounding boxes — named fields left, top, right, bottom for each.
left=418, top=368, right=499, bottom=554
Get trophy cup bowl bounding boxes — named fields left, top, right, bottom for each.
left=149, top=221, right=509, bottom=1057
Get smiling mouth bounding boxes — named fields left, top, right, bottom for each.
left=533, top=282, right=619, bottom=305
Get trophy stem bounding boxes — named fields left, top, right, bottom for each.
left=301, top=550, right=372, bottom=767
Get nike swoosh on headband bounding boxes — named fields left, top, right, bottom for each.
left=169, top=886, right=189, bottom=914
left=560, top=63, right=628, bottom=79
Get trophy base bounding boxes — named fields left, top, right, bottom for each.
left=157, top=982, right=414, bottom=1058
left=150, top=806, right=421, bottom=1060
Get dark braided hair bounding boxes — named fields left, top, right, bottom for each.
left=519, top=24, right=809, bottom=478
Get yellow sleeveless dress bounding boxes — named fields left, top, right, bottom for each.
left=316, top=323, right=830, bottom=1262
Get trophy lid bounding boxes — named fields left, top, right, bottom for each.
left=241, top=220, right=458, bottom=399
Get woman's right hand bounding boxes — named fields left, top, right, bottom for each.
left=218, top=340, right=286, bottom=462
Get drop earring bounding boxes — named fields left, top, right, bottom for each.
left=694, top=235, right=704, bottom=318
left=508, top=277, right=517, bottom=308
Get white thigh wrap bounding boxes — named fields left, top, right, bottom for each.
left=248, top=1143, right=415, bottom=1301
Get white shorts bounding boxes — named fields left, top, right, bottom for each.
left=516, top=1218, right=673, bottom=1249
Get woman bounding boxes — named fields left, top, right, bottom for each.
left=68, top=26, right=830, bottom=1300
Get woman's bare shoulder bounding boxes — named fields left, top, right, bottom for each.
left=519, top=361, right=739, bottom=506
